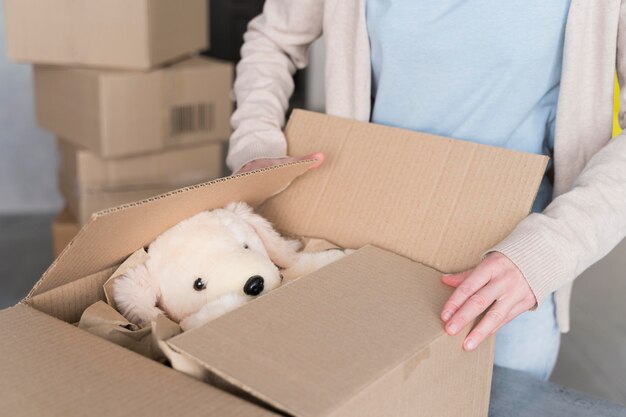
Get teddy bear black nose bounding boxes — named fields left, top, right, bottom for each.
left=243, top=275, right=264, bottom=296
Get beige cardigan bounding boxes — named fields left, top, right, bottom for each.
left=227, top=0, right=626, bottom=332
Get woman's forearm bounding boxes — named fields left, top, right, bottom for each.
left=227, top=0, right=324, bottom=173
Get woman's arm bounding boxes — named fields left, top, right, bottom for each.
left=440, top=5, right=626, bottom=350
left=226, top=0, right=324, bottom=174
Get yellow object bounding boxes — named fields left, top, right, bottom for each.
left=615, top=74, right=622, bottom=137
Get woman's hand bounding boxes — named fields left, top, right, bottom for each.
left=440, top=252, right=537, bottom=351
left=235, top=152, right=325, bottom=175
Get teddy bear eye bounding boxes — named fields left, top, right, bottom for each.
left=193, top=278, right=207, bottom=291
left=243, top=243, right=249, bottom=249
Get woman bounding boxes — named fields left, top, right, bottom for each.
left=226, top=0, right=626, bottom=381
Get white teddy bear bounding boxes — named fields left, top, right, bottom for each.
left=114, top=202, right=350, bottom=331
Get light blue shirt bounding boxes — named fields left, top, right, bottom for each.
left=366, top=0, right=572, bottom=212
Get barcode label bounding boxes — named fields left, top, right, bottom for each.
left=170, top=103, right=215, bottom=136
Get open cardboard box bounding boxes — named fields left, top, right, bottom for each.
left=0, top=111, right=547, bottom=416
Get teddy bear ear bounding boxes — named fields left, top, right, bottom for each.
left=113, top=263, right=164, bottom=327
left=225, top=202, right=302, bottom=269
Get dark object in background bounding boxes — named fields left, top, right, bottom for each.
left=205, top=0, right=264, bottom=62
left=203, top=0, right=307, bottom=109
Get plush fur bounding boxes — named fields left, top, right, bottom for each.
left=114, top=202, right=350, bottom=331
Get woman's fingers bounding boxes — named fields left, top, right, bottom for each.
left=462, top=295, right=521, bottom=351
left=444, top=277, right=509, bottom=336
left=440, top=265, right=491, bottom=322
left=298, top=152, right=325, bottom=169
left=441, top=269, right=473, bottom=288
left=236, top=152, right=325, bottom=175
left=439, top=252, right=537, bottom=351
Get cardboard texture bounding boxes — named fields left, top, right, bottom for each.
left=2, top=111, right=548, bottom=417
left=167, top=245, right=493, bottom=417
left=4, top=0, right=208, bottom=69
left=60, top=181, right=184, bottom=226
left=28, top=266, right=116, bottom=325
left=57, top=139, right=225, bottom=224
left=58, top=140, right=225, bottom=190
left=0, top=305, right=279, bottom=417
left=51, top=207, right=80, bottom=258
left=78, top=301, right=155, bottom=359
left=35, top=57, right=233, bottom=158
left=151, top=314, right=214, bottom=383
left=261, top=110, right=549, bottom=274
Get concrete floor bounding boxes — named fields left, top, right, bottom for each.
left=0, top=213, right=624, bottom=406
left=0, top=214, right=54, bottom=308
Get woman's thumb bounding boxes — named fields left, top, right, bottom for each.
left=297, top=152, right=325, bottom=170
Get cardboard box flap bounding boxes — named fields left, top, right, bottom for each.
left=261, top=110, right=549, bottom=273
left=29, top=161, right=315, bottom=298
left=0, top=304, right=278, bottom=417
left=167, top=246, right=455, bottom=417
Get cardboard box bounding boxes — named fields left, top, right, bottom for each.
left=0, top=110, right=548, bottom=416
left=60, top=183, right=182, bottom=226
left=57, top=140, right=225, bottom=191
left=51, top=208, right=80, bottom=258
left=35, top=57, right=233, bottom=158
left=4, top=0, right=208, bottom=70
left=57, top=139, right=225, bottom=225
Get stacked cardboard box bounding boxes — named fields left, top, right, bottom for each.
left=4, top=0, right=233, bottom=257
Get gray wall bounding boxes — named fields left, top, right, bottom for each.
left=552, top=238, right=626, bottom=405
left=0, top=0, right=62, bottom=214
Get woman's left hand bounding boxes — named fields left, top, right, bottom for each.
left=440, top=252, right=537, bottom=351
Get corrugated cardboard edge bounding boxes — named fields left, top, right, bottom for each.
left=164, top=245, right=494, bottom=417
left=25, top=160, right=316, bottom=300
left=94, top=160, right=314, bottom=218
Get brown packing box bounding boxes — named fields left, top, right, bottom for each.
left=57, top=140, right=225, bottom=191
left=57, top=140, right=224, bottom=225
left=51, top=208, right=80, bottom=258
left=4, top=0, right=208, bottom=70
left=0, top=111, right=548, bottom=416
left=60, top=183, right=175, bottom=227
left=35, top=57, right=233, bottom=158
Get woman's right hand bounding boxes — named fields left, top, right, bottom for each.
left=234, top=152, right=325, bottom=175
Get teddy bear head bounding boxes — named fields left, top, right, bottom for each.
left=113, top=202, right=301, bottom=328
